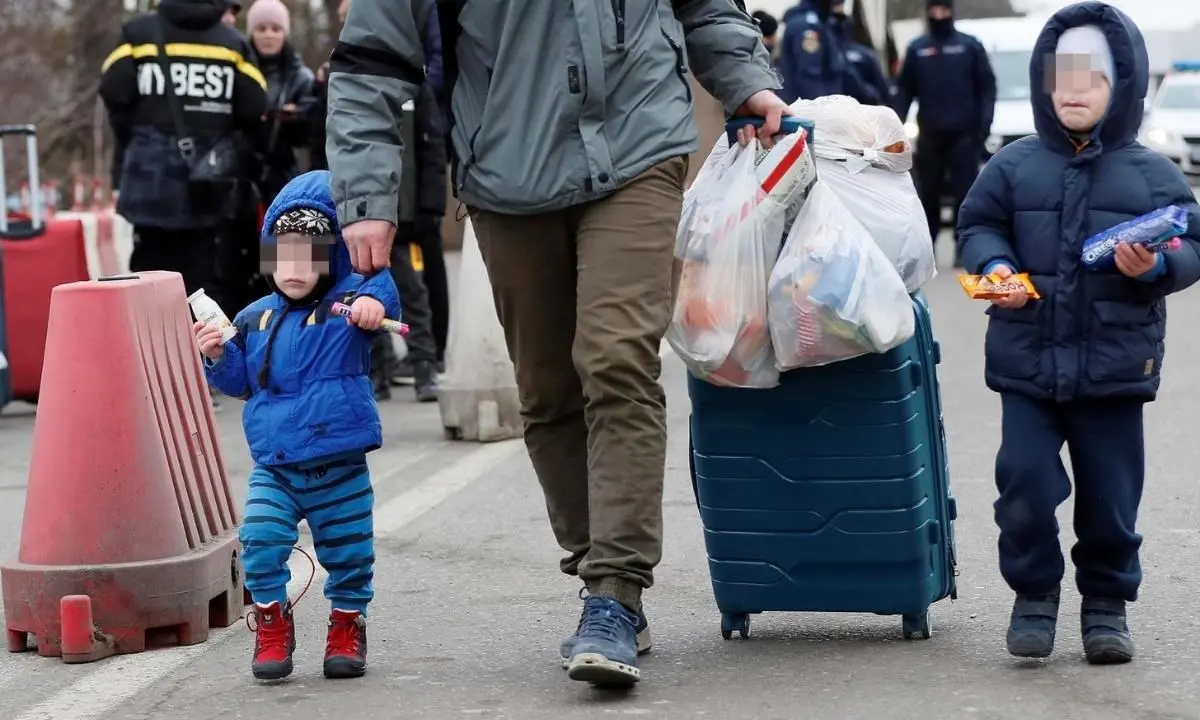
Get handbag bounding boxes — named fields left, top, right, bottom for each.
left=151, top=16, right=240, bottom=187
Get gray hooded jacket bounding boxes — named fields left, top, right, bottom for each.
left=326, top=0, right=780, bottom=222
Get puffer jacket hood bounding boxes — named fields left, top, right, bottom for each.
left=158, top=0, right=226, bottom=29
left=1030, top=1, right=1147, bottom=156
left=260, top=170, right=352, bottom=285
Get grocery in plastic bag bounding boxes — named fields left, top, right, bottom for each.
left=815, top=156, right=935, bottom=292
left=789, top=95, right=912, bottom=173
left=669, top=134, right=815, bottom=388
left=767, top=183, right=915, bottom=370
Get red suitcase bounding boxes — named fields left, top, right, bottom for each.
left=0, top=124, right=89, bottom=403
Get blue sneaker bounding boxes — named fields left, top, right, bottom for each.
left=564, top=596, right=642, bottom=686
left=1006, top=589, right=1060, bottom=658
left=1081, top=597, right=1134, bottom=665
left=560, top=601, right=651, bottom=669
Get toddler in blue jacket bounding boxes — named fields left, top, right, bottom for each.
left=194, top=170, right=401, bottom=681
left=958, top=2, right=1200, bottom=665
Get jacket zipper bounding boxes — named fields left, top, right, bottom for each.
left=612, top=0, right=626, bottom=49
left=661, top=30, right=691, bottom=102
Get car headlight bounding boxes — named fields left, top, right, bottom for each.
left=904, top=121, right=919, bottom=142
left=984, top=134, right=1003, bottom=154
left=1146, top=127, right=1176, bottom=148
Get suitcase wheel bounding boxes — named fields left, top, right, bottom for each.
left=902, top=611, right=932, bottom=640
left=720, top=612, right=750, bottom=640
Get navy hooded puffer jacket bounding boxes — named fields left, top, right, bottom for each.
left=957, top=1, right=1200, bottom=403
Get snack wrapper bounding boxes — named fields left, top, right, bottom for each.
left=1081, top=205, right=1188, bottom=270
left=959, top=272, right=1041, bottom=300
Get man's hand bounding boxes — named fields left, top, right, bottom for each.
left=342, top=219, right=396, bottom=273
left=987, top=264, right=1028, bottom=309
left=347, top=295, right=386, bottom=331
left=735, top=90, right=792, bottom=148
left=1114, top=242, right=1159, bottom=278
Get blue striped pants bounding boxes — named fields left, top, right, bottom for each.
left=239, top=455, right=375, bottom=614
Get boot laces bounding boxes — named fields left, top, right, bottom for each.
left=327, top=613, right=362, bottom=656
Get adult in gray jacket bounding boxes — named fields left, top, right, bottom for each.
left=326, top=0, right=787, bottom=688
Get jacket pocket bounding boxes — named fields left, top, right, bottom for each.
left=984, top=303, right=1041, bottom=380
left=612, top=0, right=626, bottom=49
left=1085, top=300, right=1164, bottom=384
left=657, top=22, right=692, bottom=103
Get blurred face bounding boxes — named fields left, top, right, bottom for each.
left=1050, top=55, right=1111, bottom=132
left=928, top=5, right=952, bottom=20
left=252, top=23, right=286, bottom=56
left=221, top=9, right=238, bottom=27
left=263, top=233, right=331, bottom=299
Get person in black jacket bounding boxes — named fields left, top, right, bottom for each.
left=894, top=0, right=997, bottom=250
left=100, top=0, right=267, bottom=297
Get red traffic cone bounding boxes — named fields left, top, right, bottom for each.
left=1, top=272, right=244, bottom=660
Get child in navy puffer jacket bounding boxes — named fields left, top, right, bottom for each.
left=195, top=170, right=400, bottom=681
left=958, top=2, right=1200, bottom=665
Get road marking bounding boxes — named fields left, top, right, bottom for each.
left=13, top=439, right=525, bottom=720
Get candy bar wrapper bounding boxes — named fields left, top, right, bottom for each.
left=1081, top=205, right=1188, bottom=270
left=959, top=272, right=1041, bottom=300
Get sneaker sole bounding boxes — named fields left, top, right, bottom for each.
left=1007, top=641, right=1053, bottom=659
left=323, top=659, right=367, bottom=679
left=252, top=659, right=294, bottom=681
left=560, top=628, right=651, bottom=669
left=1084, top=638, right=1134, bottom=665
left=566, top=653, right=640, bottom=687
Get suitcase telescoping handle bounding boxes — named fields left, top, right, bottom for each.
left=0, top=123, right=44, bottom=239
left=724, top=116, right=812, bottom=145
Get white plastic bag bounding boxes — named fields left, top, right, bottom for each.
left=668, top=141, right=793, bottom=388
left=789, top=95, right=913, bottom=173
left=0, top=350, right=7, bottom=371
left=815, top=157, right=936, bottom=292
left=767, top=183, right=915, bottom=369
left=438, top=219, right=523, bottom=442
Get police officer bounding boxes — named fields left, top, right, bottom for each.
left=894, top=0, right=996, bottom=250
left=829, top=7, right=891, bottom=105
left=751, top=10, right=780, bottom=63
left=100, top=0, right=267, bottom=297
left=778, top=0, right=876, bottom=104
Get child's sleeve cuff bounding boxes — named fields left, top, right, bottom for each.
left=983, top=259, right=1015, bottom=275
left=1135, top=252, right=1168, bottom=282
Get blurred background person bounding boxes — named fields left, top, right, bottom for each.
left=100, top=0, right=266, bottom=298
left=220, top=0, right=241, bottom=27
left=778, top=0, right=878, bottom=104
left=893, top=0, right=996, bottom=260
left=829, top=4, right=891, bottom=104
left=752, top=10, right=780, bottom=65
left=218, top=0, right=316, bottom=315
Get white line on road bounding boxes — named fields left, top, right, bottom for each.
left=14, top=439, right=525, bottom=720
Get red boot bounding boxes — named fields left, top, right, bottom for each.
left=251, top=602, right=296, bottom=680
left=324, top=609, right=368, bottom=678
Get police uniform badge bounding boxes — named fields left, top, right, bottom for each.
left=802, top=29, right=820, bottom=54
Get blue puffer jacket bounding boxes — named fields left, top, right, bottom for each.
left=205, top=170, right=402, bottom=466
left=957, top=1, right=1200, bottom=403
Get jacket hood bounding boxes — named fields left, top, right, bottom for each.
left=261, top=170, right=352, bottom=285
left=158, top=0, right=226, bottom=29
left=1030, top=1, right=1147, bottom=156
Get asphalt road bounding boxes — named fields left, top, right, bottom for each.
left=2, top=238, right=1200, bottom=720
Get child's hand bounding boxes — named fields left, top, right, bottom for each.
left=987, top=264, right=1029, bottom=309
left=1114, top=242, right=1158, bottom=278
left=194, top=321, right=226, bottom=361
left=348, top=296, right=385, bottom=331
